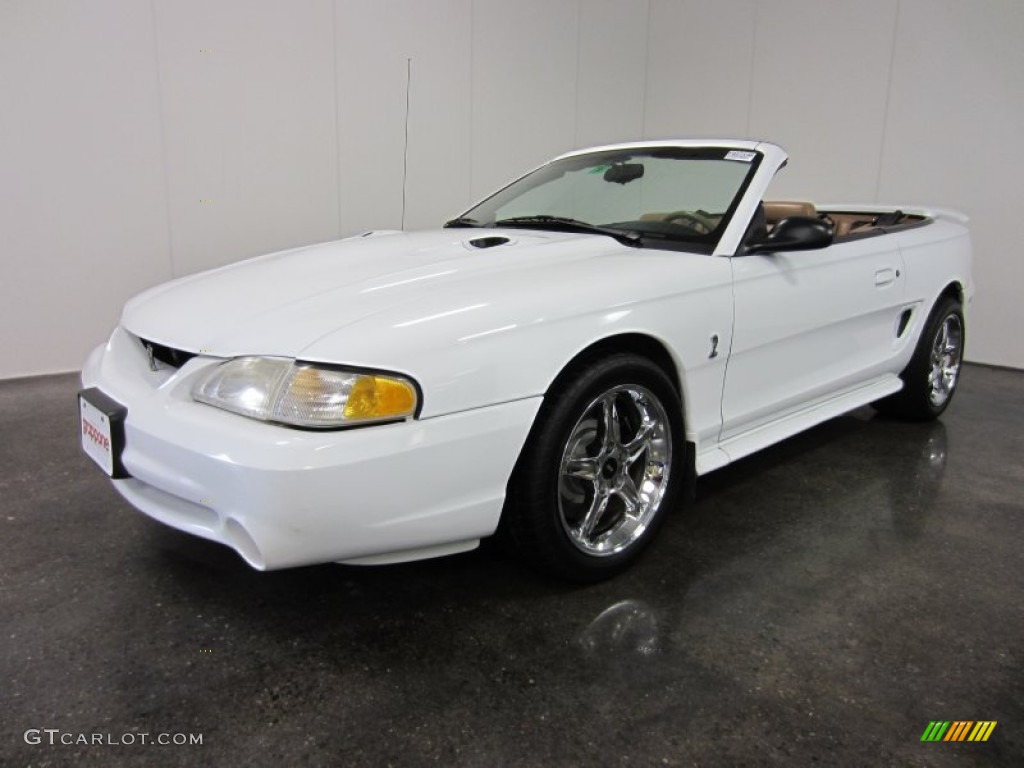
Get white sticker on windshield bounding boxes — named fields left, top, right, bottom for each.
left=724, top=150, right=757, bottom=162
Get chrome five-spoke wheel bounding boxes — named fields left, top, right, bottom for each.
left=928, top=313, right=962, bottom=408
left=500, top=352, right=683, bottom=581
left=558, top=385, right=671, bottom=556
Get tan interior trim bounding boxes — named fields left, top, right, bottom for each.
left=827, top=212, right=878, bottom=237
left=763, top=200, right=816, bottom=224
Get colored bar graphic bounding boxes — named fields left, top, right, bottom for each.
left=921, top=720, right=997, bottom=742
left=968, top=722, right=998, bottom=742
left=944, top=721, right=972, bottom=741
left=921, top=721, right=950, bottom=742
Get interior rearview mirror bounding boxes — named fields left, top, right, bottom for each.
left=747, top=216, right=833, bottom=254
left=603, top=163, right=645, bottom=185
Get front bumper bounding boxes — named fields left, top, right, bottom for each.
left=81, top=327, right=541, bottom=569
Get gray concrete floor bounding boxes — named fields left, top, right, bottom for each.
left=1, top=365, right=1021, bottom=767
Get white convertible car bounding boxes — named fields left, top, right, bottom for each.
left=80, top=140, right=972, bottom=580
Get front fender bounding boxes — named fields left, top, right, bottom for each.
left=299, top=251, right=734, bottom=449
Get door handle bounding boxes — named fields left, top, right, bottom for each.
left=875, top=268, right=896, bottom=286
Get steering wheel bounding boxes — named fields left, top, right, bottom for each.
left=664, top=210, right=716, bottom=235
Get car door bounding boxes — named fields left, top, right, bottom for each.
left=720, top=232, right=905, bottom=441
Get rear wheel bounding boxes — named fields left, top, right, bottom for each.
left=874, top=296, right=964, bottom=420
left=500, top=353, right=684, bottom=581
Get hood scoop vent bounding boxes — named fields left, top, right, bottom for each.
left=467, top=236, right=511, bottom=249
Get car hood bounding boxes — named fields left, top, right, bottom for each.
left=122, top=228, right=631, bottom=359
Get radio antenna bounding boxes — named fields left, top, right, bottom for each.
left=401, top=57, right=412, bottom=230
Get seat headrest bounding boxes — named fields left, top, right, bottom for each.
left=763, top=200, right=817, bottom=223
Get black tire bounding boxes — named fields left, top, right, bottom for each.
left=499, top=352, right=684, bottom=582
left=873, top=296, right=965, bottom=421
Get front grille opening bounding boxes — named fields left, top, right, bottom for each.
left=139, top=337, right=197, bottom=369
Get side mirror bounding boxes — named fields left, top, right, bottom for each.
left=747, top=216, right=833, bottom=254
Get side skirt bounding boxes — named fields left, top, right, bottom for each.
left=694, top=375, right=903, bottom=476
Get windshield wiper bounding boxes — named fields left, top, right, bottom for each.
left=493, top=215, right=643, bottom=247
left=443, top=216, right=483, bottom=228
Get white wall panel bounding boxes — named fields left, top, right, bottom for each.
left=335, top=0, right=472, bottom=232
left=153, top=0, right=339, bottom=276
left=644, top=0, right=757, bottom=139
left=0, top=1, right=170, bottom=378
left=878, top=0, right=1024, bottom=368
left=575, top=0, right=649, bottom=147
left=748, top=0, right=897, bottom=202
left=470, top=0, right=579, bottom=199
left=3, top=0, right=1024, bottom=377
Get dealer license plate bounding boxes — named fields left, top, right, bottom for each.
left=79, top=388, right=128, bottom=478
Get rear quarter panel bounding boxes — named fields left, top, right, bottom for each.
left=894, top=215, right=974, bottom=359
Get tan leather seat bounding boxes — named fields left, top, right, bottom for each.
left=763, top=200, right=817, bottom=227
left=835, top=219, right=859, bottom=237
left=832, top=215, right=877, bottom=238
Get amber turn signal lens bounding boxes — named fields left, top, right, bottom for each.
left=343, top=375, right=417, bottom=420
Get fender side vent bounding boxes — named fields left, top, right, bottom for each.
left=468, top=236, right=510, bottom=249
left=896, top=309, right=913, bottom=338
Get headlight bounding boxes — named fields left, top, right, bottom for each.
left=192, top=357, right=418, bottom=428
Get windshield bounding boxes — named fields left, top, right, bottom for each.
left=451, top=146, right=761, bottom=250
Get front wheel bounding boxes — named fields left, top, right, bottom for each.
left=500, top=353, right=684, bottom=582
left=874, top=296, right=965, bottom=420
